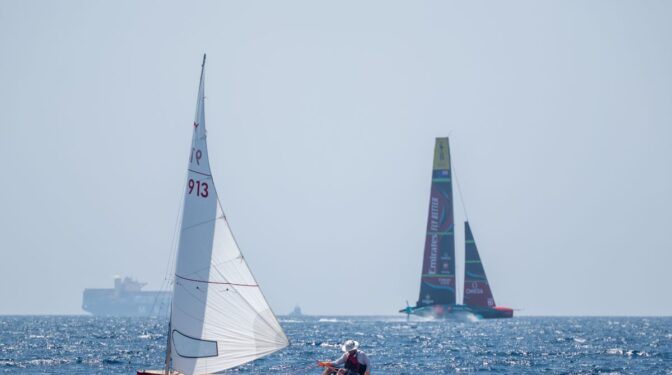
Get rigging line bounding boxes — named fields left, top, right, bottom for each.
left=142, top=175, right=187, bottom=320
left=159, top=162, right=189, bottom=320
left=171, top=223, right=255, bottom=286
left=450, top=145, right=470, bottom=222
left=175, top=259, right=241, bottom=284
left=147, top=288, right=170, bottom=321
left=165, top=167, right=188, bottom=283
left=150, top=162, right=189, bottom=321
left=172, top=218, right=230, bottom=282
left=181, top=216, right=220, bottom=232
left=175, top=245, right=246, bottom=279
left=209, top=254, right=247, bottom=268
left=188, top=169, right=212, bottom=177
left=176, top=274, right=258, bottom=287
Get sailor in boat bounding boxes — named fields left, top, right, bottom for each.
left=318, top=339, right=371, bottom=375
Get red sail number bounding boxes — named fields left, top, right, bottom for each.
left=187, top=179, right=209, bottom=198
left=190, top=148, right=202, bottom=165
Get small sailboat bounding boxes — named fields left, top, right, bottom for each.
left=138, top=55, right=289, bottom=374
left=400, top=137, right=513, bottom=319
left=288, top=305, right=303, bottom=317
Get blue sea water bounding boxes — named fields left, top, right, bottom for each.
left=0, top=316, right=670, bottom=374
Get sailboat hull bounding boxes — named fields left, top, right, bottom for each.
left=402, top=304, right=513, bottom=319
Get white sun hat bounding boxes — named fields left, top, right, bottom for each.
left=341, top=339, right=360, bottom=352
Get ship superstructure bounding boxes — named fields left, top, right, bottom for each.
left=82, top=276, right=170, bottom=316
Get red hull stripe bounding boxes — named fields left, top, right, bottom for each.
left=494, top=306, right=513, bottom=311
left=176, top=274, right=258, bottom=287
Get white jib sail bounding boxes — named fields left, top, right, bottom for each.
left=170, top=56, right=289, bottom=375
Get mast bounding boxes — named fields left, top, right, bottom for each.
left=200, top=54, right=206, bottom=80
left=163, top=318, right=171, bottom=375
left=164, top=54, right=206, bottom=375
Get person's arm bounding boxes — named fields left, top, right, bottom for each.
left=329, top=353, right=347, bottom=367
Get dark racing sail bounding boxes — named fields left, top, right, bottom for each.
left=463, top=221, right=496, bottom=308
left=416, top=137, right=456, bottom=307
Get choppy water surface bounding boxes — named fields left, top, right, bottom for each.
left=0, top=316, right=670, bottom=374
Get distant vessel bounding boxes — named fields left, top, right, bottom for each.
left=82, top=276, right=170, bottom=317
left=400, top=137, right=513, bottom=319
left=137, top=55, right=288, bottom=375
left=288, top=306, right=303, bottom=317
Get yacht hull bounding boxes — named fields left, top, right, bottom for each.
left=401, top=304, right=513, bottom=319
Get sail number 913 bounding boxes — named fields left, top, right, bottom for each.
left=188, top=179, right=209, bottom=198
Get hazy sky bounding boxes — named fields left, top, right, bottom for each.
left=1, top=1, right=671, bottom=316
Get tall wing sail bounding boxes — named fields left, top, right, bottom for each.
left=463, top=221, right=496, bottom=308
left=416, top=137, right=456, bottom=307
left=170, top=55, right=289, bottom=375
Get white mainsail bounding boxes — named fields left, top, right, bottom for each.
left=169, top=55, right=288, bottom=374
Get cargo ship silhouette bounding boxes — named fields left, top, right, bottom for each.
left=82, top=276, right=170, bottom=316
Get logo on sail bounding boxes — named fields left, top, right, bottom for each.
left=428, top=196, right=440, bottom=274
left=421, top=293, right=434, bottom=305
left=465, top=282, right=484, bottom=295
